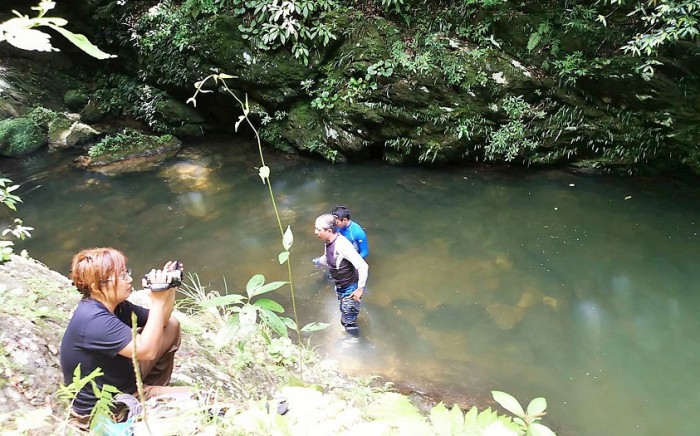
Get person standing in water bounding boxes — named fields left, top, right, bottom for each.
left=331, top=205, right=369, bottom=259
left=314, top=214, right=369, bottom=337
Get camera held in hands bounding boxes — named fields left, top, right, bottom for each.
left=143, top=260, right=184, bottom=292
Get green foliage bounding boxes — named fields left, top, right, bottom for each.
left=230, top=0, right=339, bottom=64
left=380, top=0, right=406, bottom=14
left=124, top=1, right=205, bottom=86
left=0, top=118, right=45, bottom=157
left=305, top=139, right=341, bottom=162
left=622, top=0, right=700, bottom=57
left=64, top=89, right=89, bottom=112
left=189, top=74, right=337, bottom=356
left=527, top=21, right=560, bottom=55
left=0, top=1, right=114, bottom=58
left=430, top=401, right=522, bottom=435
left=196, top=273, right=327, bottom=347
left=551, top=52, right=589, bottom=86
left=56, top=364, right=118, bottom=431
left=388, top=33, right=489, bottom=90
left=88, top=129, right=175, bottom=158
left=93, top=74, right=178, bottom=133
left=27, top=107, right=71, bottom=139
left=366, top=59, right=395, bottom=80
left=311, top=89, right=339, bottom=110
left=0, top=177, right=34, bottom=263
left=343, top=390, right=551, bottom=435
left=0, top=178, right=22, bottom=213
left=483, top=96, right=543, bottom=162
left=26, top=106, right=62, bottom=129
left=492, top=390, right=556, bottom=436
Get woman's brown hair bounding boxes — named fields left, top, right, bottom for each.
left=70, top=248, right=127, bottom=299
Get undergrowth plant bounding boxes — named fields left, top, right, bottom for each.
left=0, top=178, right=33, bottom=262
left=188, top=74, right=329, bottom=349
left=56, top=365, right=119, bottom=434
left=492, top=390, right=556, bottom=436
left=197, top=274, right=301, bottom=347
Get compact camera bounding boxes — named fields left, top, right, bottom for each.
left=143, top=260, right=184, bottom=292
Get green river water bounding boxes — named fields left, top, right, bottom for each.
left=2, top=140, right=699, bottom=435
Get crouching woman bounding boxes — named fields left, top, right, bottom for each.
left=60, top=247, right=186, bottom=424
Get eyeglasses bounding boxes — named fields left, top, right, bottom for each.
left=106, top=268, right=132, bottom=281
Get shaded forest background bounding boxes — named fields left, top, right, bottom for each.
left=1, top=0, right=699, bottom=176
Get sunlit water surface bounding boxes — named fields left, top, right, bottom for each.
left=3, top=140, right=699, bottom=435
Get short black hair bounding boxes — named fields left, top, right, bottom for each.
left=331, top=205, right=350, bottom=220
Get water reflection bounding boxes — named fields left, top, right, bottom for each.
left=2, top=141, right=700, bottom=435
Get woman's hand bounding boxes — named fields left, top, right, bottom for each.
left=142, top=260, right=183, bottom=292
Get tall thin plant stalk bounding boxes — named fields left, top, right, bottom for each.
left=188, top=74, right=302, bottom=345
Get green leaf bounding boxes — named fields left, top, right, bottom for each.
left=429, top=402, right=451, bottom=434
left=246, top=274, right=265, bottom=297
left=249, top=280, right=288, bottom=298
left=492, top=391, right=525, bottom=417
left=259, top=308, right=288, bottom=337
left=282, top=317, right=297, bottom=330
left=300, top=322, right=329, bottom=332
left=253, top=298, right=284, bottom=313
left=239, top=304, right=258, bottom=326
left=527, top=31, right=541, bottom=53
left=367, top=392, right=425, bottom=425
left=283, top=225, right=293, bottom=250
left=463, top=406, right=478, bottom=425
left=449, top=404, right=464, bottom=430
left=45, top=24, right=115, bottom=59
left=214, top=317, right=238, bottom=349
left=531, top=422, right=557, bottom=436
left=527, top=397, right=547, bottom=418
left=199, top=294, right=245, bottom=308
left=278, top=251, right=290, bottom=264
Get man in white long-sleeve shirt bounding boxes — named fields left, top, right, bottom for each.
left=314, top=213, right=369, bottom=337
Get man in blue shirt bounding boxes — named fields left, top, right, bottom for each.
left=331, top=205, right=369, bottom=259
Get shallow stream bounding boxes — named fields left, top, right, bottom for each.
left=3, top=140, right=699, bottom=435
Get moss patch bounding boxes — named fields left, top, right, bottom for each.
left=0, top=118, right=46, bottom=157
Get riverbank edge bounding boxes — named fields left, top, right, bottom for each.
left=0, top=252, right=497, bottom=434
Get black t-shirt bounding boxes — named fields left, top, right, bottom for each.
left=60, top=299, right=149, bottom=415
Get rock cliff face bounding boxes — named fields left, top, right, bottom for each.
left=3, top=1, right=699, bottom=175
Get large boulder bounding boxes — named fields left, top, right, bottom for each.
left=49, top=120, right=100, bottom=149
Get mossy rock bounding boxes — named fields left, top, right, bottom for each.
left=282, top=103, right=324, bottom=149
left=64, top=89, right=89, bottom=112
left=80, top=100, right=109, bottom=124
left=0, top=118, right=46, bottom=157
left=153, top=97, right=207, bottom=137
left=383, top=150, right=407, bottom=165
left=75, top=129, right=182, bottom=175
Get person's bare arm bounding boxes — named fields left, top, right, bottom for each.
left=118, top=262, right=178, bottom=359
